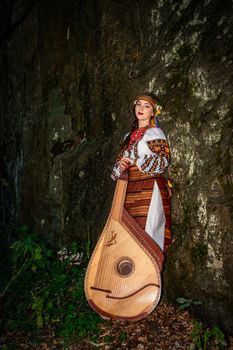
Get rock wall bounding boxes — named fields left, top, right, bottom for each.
left=0, top=0, right=232, bottom=333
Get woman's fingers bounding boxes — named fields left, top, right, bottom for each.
left=120, top=163, right=128, bottom=171
left=124, top=157, right=133, bottom=165
left=121, top=157, right=132, bottom=165
left=119, top=158, right=131, bottom=171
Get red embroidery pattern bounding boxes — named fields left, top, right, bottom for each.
left=128, top=127, right=149, bottom=149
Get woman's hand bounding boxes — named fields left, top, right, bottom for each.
left=119, top=157, right=133, bottom=172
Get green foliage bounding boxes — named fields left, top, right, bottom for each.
left=0, top=227, right=102, bottom=343
left=177, top=297, right=202, bottom=310
left=103, top=335, right=114, bottom=343
left=190, top=321, right=227, bottom=350
left=176, top=308, right=228, bottom=350
left=119, top=332, right=127, bottom=341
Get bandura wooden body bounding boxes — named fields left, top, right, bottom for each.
left=84, top=174, right=164, bottom=321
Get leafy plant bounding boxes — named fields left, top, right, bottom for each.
left=0, top=227, right=102, bottom=344
left=119, top=332, right=127, bottom=341
left=177, top=297, right=202, bottom=310
left=190, top=320, right=227, bottom=350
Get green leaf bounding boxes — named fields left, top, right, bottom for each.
left=31, top=265, right=37, bottom=272
left=34, top=247, right=42, bottom=260
left=177, top=297, right=188, bottom=304
left=119, top=332, right=127, bottom=341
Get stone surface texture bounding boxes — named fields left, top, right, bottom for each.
left=0, top=0, right=232, bottom=333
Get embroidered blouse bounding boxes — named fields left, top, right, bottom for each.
left=112, top=127, right=170, bottom=180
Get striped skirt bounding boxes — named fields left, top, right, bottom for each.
left=124, top=166, right=172, bottom=251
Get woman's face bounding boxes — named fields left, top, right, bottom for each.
left=135, top=99, right=154, bottom=125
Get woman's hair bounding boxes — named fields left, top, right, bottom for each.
left=121, top=91, right=159, bottom=149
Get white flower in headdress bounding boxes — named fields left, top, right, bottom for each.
left=155, top=105, right=162, bottom=115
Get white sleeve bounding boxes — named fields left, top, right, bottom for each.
left=134, top=128, right=170, bottom=175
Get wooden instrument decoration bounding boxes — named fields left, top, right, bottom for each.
left=84, top=174, right=164, bottom=321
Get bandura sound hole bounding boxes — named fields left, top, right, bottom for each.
left=116, top=257, right=135, bottom=277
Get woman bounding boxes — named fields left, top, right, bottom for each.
left=112, top=92, right=172, bottom=252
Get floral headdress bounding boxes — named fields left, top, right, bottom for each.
left=134, top=94, right=162, bottom=127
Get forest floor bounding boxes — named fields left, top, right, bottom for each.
left=1, top=301, right=232, bottom=350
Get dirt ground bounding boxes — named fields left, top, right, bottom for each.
left=1, top=301, right=232, bottom=350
